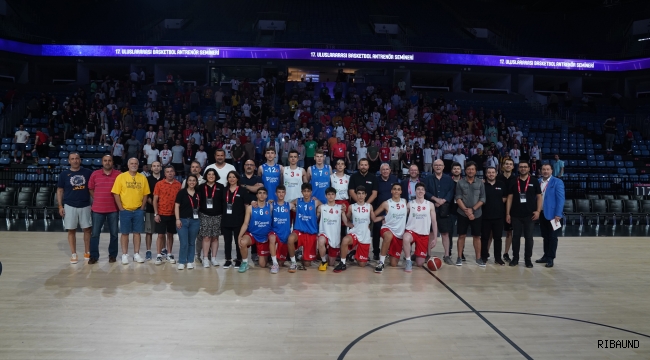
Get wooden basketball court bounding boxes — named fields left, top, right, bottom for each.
left=0, top=231, right=649, bottom=359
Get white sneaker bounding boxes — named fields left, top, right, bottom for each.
left=187, top=263, right=194, bottom=269
left=177, top=263, right=185, bottom=270
left=203, top=258, right=210, bottom=268
left=211, top=258, right=219, bottom=267
left=121, top=254, right=129, bottom=265
left=154, top=255, right=163, bottom=265
left=133, top=253, right=144, bottom=263
left=166, top=254, right=176, bottom=264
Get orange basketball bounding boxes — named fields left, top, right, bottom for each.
left=427, top=257, right=443, bottom=271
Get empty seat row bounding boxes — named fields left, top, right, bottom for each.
left=563, top=199, right=650, bottom=226
left=0, top=187, right=58, bottom=219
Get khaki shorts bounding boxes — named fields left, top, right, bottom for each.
left=63, top=205, right=92, bottom=230
left=144, top=212, right=155, bottom=234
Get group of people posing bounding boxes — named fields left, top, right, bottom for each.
left=57, top=143, right=565, bottom=273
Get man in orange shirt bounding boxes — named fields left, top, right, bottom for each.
left=152, top=165, right=182, bottom=265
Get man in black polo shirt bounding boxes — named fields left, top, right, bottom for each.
left=240, top=159, right=263, bottom=205
left=506, top=161, right=542, bottom=268
left=145, top=161, right=164, bottom=261
left=372, top=163, right=398, bottom=260
left=348, top=159, right=382, bottom=259
left=481, top=167, right=508, bottom=265
left=496, top=158, right=516, bottom=262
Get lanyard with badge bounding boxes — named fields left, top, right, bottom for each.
left=205, top=185, right=217, bottom=209
left=517, top=176, right=531, bottom=203
left=226, top=186, right=239, bottom=214
left=188, top=194, right=200, bottom=219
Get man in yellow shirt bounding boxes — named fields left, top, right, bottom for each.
left=112, top=158, right=151, bottom=265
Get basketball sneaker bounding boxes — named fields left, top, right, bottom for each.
left=223, top=260, right=232, bottom=268
left=166, top=254, right=176, bottom=264
left=333, top=262, right=347, bottom=273
left=288, top=263, right=298, bottom=273
left=234, top=259, right=241, bottom=269
left=145, top=251, right=152, bottom=261
left=374, top=262, right=384, bottom=273
left=122, top=254, right=129, bottom=265
left=476, top=259, right=486, bottom=267
left=346, top=249, right=356, bottom=263
left=161, top=248, right=168, bottom=256
left=238, top=261, right=249, bottom=273
left=187, top=263, right=194, bottom=269
left=203, top=258, right=210, bottom=268
left=155, top=255, right=163, bottom=265
left=134, top=253, right=144, bottom=263
left=455, top=257, right=462, bottom=266
left=84, top=252, right=90, bottom=260
left=177, top=263, right=185, bottom=270
left=270, top=264, right=279, bottom=274
left=318, top=262, right=327, bottom=271
left=443, top=256, right=454, bottom=266
left=70, top=253, right=78, bottom=264
left=404, top=260, right=413, bottom=272
left=211, top=258, right=219, bottom=267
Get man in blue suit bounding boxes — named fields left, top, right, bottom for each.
left=536, top=163, right=565, bottom=268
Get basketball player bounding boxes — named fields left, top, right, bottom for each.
left=287, top=183, right=322, bottom=272
left=316, top=187, right=352, bottom=270
left=283, top=150, right=304, bottom=203
left=269, top=185, right=293, bottom=273
left=331, top=158, right=350, bottom=239
left=306, top=149, right=331, bottom=203
left=334, top=186, right=378, bottom=272
left=402, top=183, right=438, bottom=272
left=373, top=183, right=408, bottom=272
left=259, top=147, right=283, bottom=202
left=238, top=188, right=274, bottom=273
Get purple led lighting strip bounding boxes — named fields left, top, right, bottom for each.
left=2, top=37, right=649, bottom=72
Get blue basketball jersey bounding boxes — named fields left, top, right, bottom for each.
left=271, top=202, right=291, bottom=243
left=248, top=203, right=272, bottom=243
left=310, top=165, right=330, bottom=203
left=262, top=163, right=281, bottom=201
left=294, top=198, right=318, bottom=234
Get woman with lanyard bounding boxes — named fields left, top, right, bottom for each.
left=221, top=171, right=246, bottom=268
left=198, top=168, right=224, bottom=268
left=174, top=174, right=201, bottom=270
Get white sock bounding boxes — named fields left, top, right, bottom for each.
left=290, top=256, right=296, bottom=264
left=406, top=258, right=412, bottom=263
left=341, top=258, right=346, bottom=264
left=379, top=255, right=386, bottom=264
left=321, top=256, right=327, bottom=263
left=243, top=259, right=248, bottom=263
left=272, top=257, right=278, bottom=266
left=157, top=254, right=161, bottom=257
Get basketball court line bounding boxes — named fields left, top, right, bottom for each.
left=338, top=266, right=650, bottom=359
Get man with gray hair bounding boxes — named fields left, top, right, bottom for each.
left=424, top=159, right=455, bottom=265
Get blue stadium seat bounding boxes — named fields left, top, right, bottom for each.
left=65, top=139, right=74, bottom=145
left=633, top=150, right=641, bottom=156
left=618, top=168, right=627, bottom=174
left=569, top=149, right=577, bottom=155
left=588, top=161, right=597, bottom=167
left=615, top=161, right=624, bottom=168
left=1, top=144, right=10, bottom=152
left=82, top=159, right=92, bottom=167
left=87, top=145, right=97, bottom=152
left=614, top=155, right=622, bottom=161
left=542, top=147, right=550, bottom=154
left=75, top=139, right=85, bottom=145
left=74, top=134, right=84, bottom=140
left=625, top=161, right=634, bottom=168
left=49, top=158, right=59, bottom=165
left=597, top=161, right=606, bottom=168
left=578, top=160, right=587, bottom=167
left=587, top=155, right=595, bottom=161
left=38, top=158, right=49, bottom=166
left=568, top=160, right=578, bottom=167
left=560, top=148, right=568, bottom=155
left=66, top=145, right=76, bottom=152
left=14, top=173, right=26, bottom=182
left=606, top=161, right=615, bottom=168
left=643, top=150, right=650, bottom=157
left=77, top=145, right=87, bottom=152
left=593, top=144, right=603, bottom=150
left=27, top=173, right=39, bottom=182
left=2, top=138, right=12, bottom=144
left=92, top=158, right=102, bottom=167
left=586, top=149, right=594, bottom=155
left=0, top=157, right=10, bottom=165
left=58, top=151, right=69, bottom=158
left=577, top=149, right=586, bottom=155
left=595, top=155, right=605, bottom=161
left=628, top=168, right=637, bottom=175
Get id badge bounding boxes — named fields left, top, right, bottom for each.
left=206, top=199, right=213, bottom=209
left=519, top=193, right=527, bottom=203
left=226, top=203, right=233, bottom=214
left=193, top=209, right=199, bottom=219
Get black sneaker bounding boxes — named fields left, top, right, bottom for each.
left=525, top=260, right=533, bottom=268
left=503, top=253, right=511, bottom=262
left=346, top=250, right=356, bottom=263
left=373, top=254, right=379, bottom=261
left=223, top=260, right=232, bottom=268
left=333, top=262, right=347, bottom=273
left=234, top=259, right=242, bottom=269
left=374, top=262, right=384, bottom=273
left=461, top=254, right=466, bottom=262
left=252, top=254, right=259, bottom=263
left=161, top=248, right=168, bottom=257
left=295, top=248, right=303, bottom=261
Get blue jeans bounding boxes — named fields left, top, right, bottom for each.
left=178, top=218, right=200, bottom=264
left=90, top=211, right=119, bottom=259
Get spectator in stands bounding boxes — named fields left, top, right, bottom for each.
left=13, top=124, right=29, bottom=164
left=33, top=129, right=49, bottom=162
left=58, top=152, right=93, bottom=264
left=604, top=116, right=616, bottom=152
left=88, top=155, right=121, bottom=264
left=537, top=163, right=565, bottom=268
left=552, top=154, right=564, bottom=178
left=111, top=137, right=124, bottom=170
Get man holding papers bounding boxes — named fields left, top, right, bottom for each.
left=536, top=163, right=565, bottom=268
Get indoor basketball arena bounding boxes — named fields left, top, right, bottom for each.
left=1, top=0, right=650, bottom=359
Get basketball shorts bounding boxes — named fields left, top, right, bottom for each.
left=293, top=230, right=317, bottom=261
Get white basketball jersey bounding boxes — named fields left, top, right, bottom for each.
left=381, top=198, right=407, bottom=238
left=283, top=167, right=304, bottom=202
left=330, top=173, right=350, bottom=200
left=348, top=203, right=372, bottom=244
left=406, top=200, right=433, bottom=235
left=319, top=204, right=342, bottom=248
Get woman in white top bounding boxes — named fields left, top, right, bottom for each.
left=373, top=184, right=408, bottom=272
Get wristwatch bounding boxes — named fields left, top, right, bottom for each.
left=154, top=214, right=158, bottom=217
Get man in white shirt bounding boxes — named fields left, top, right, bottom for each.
left=452, top=149, right=466, bottom=172
left=509, top=144, right=521, bottom=168
left=147, top=86, right=158, bottom=103
left=204, top=149, right=236, bottom=187
left=230, top=78, right=240, bottom=92
left=145, top=145, right=159, bottom=165
left=13, top=124, right=30, bottom=164
left=423, top=143, right=434, bottom=173
left=195, top=145, right=208, bottom=169
left=512, top=127, right=523, bottom=144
